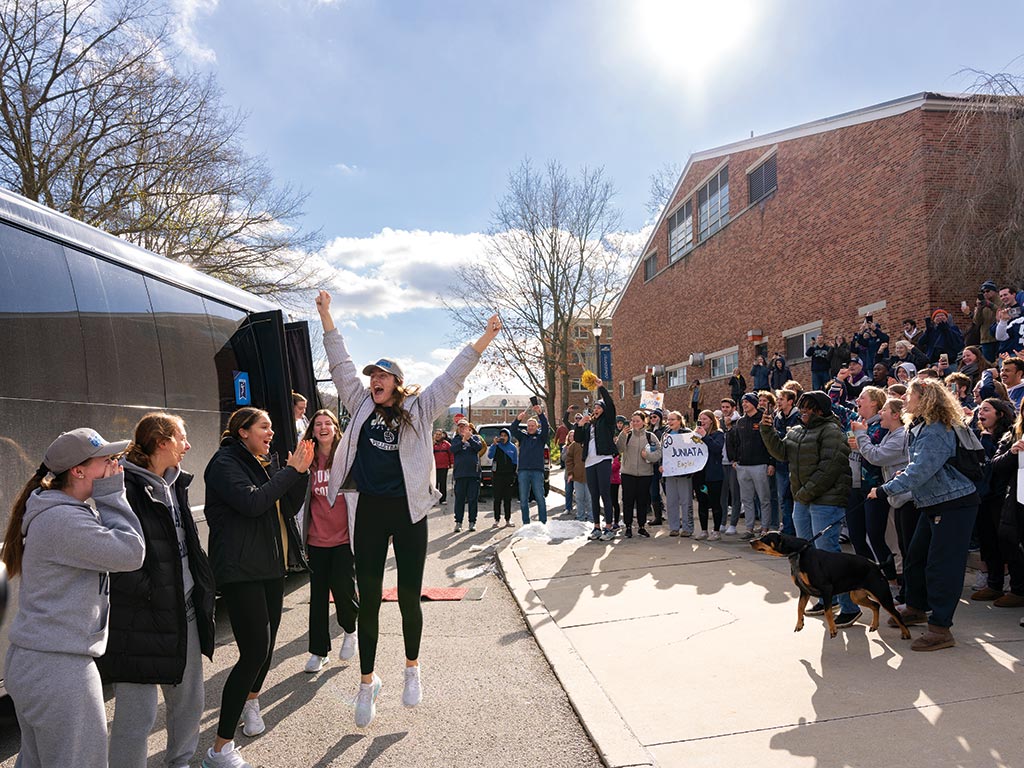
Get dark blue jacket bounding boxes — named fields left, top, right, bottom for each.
left=699, top=430, right=725, bottom=483
left=451, top=434, right=483, bottom=480
left=510, top=412, right=549, bottom=471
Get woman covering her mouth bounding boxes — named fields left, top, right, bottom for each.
left=315, top=289, right=502, bottom=728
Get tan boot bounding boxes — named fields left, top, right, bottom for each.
left=911, top=624, right=955, bottom=652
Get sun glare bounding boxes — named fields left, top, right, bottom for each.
left=629, top=0, right=762, bottom=91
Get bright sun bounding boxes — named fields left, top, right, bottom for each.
left=628, top=0, right=762, bottom=91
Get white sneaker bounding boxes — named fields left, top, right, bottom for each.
left=695, top=530, right=708, bottom=540
left=240, top=698, right=265, bottom=737
left=340, top=631, right=357, bottom=661
left=724, top=525, right=737, bottom=535
left=203, top=741, right=251, bottom=768
left=354, top=674, right=382, bottom=728
left=402, top=665, right=422, bottom=707
left=972, top=571, right=989, bottom=590
left=304, top=654, right=329, bottom=673
left=709, top=530, right=721, bottom=541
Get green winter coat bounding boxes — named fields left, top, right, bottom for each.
left=759, top=413, right=852, bottom=507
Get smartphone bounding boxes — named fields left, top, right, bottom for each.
left=865, top=315, right=873, bottom=323
left=529, top=395, right=540, bottom=406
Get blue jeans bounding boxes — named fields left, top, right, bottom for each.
left=793, top=501, right=856, bottom=613
left=518, top=469, right=547, bottom=524
left=564, top=472, right=574, bottom=514
left=775, top=463, right=795, bottom=535
left=573, top=480, right=592, bottom=522
left=812, top=370, right=830, bottom=391
left=904, top=497, right=978, bottom=627
left=453, top=477, right=480, bottom=524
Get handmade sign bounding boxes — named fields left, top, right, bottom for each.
left=661, top=432, right=708, bottom=476
left=639, top=390, right=664, bottom=411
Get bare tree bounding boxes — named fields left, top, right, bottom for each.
left=0, top=0, right=319, bottom=301
left=445, top=159, right=629, bottom=416
left=930, top=72, right=1024, bottom=295
left=646, top=161, right=682, bottom=219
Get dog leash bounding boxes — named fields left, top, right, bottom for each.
left=794, top=494, right=869, bottom=555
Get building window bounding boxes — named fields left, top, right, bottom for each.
left=643, top=253, right=657, bottom=281
left=698, top=166, right=729, bottom=242
left=668, top=200, right=693, bottom=262
left=632, top=378, right=644, bottom=396
left=619, top=381, right=625, bottom=399
left=573, top=325, right=589, bottom=339
left=786, top=327, right=822, bottom=362
left=748, top=154, right=777, bottom=204
left=709, top=351, right=739, bottom=379
left=667, top=366, right=687, bottom=388
left=570, top=378, right=586, bottom=392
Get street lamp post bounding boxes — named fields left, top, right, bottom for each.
left=592, top=324, right=603, bottom=379
left=468, top=388, right=473, bottom=424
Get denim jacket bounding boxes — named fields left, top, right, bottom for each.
left=880, top=420, right=976, bottom=508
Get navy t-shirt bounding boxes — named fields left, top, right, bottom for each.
left=352, top=411, right=406, bottom=497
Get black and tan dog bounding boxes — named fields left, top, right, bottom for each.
left=750, top=532, right=911, bottom=640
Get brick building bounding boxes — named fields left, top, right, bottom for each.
left=469, top=394, right=533, bottom=425
left=612, top=92, right=1001, bottom=417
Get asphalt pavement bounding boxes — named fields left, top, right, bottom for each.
left=0, top=487, right=601, bottom=768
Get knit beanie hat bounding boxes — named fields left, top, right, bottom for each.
left=741, top=392, right=759, bottom=409
left=931, top=308, right=949, bottom=322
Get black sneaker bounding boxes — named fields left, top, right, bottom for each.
left=834, top=609, right=862, bottom=628
left=805, top=601, right=827, bottom=616
left=625, top=527, right=633, bottom=538
left=454, top=523, right=462, bottom=533
left=648, top=519, right=663, bottom=526
left=637, top=527, right=650, bottom=537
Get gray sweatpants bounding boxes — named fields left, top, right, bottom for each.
left=108, top=605, right=204, bottom=768
left=664, top=475, right=694, bottom=533
left=735, top=464, right=772, bottom=531
left=7, top=645, right=107, bottom=768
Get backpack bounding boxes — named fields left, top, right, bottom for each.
left=945, top=424, right=985, bottom=483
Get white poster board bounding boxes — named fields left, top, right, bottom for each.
left=640, top=390, right=664, bottom=411
left=661, top=432, right=708, bottom=477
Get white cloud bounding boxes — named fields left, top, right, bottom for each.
left=333, top=163, right=361, bottom=176
left=312, top=228, right=490, bottom=319
left=171, top=0, right=219, bottom=63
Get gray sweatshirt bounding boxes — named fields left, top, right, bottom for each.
left=324, top=328, right=481, bottom=529
left=9, top=473, right=146, bottom=657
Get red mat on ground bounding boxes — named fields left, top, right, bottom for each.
left=380, top=587, right=468, bottom=602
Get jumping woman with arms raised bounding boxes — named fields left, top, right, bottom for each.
left=316, top=290, right=501, bottom=727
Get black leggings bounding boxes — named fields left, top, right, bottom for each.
left=436, top=467, right=449, bottom=503
left=697, top=479, right=724, bottom=531
left=847, top=487, right=897, bottom=579
left=586, top=460, right=614, bottom=528
left=354, top=495, right=428, bottom=676
left=217, top=578, right=284, bottom=739
left=307, top=544, right=359, bottom=657
left=621, top=474, right=651, bottom=530
left=493, top=473, right=515, bottom=521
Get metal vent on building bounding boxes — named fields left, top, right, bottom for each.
left=748, top=154, right=777, bottom=204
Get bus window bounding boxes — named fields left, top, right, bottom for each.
left=0, top=223, right=87, bottom=401
left=147, top=278, right=218, bottom=410
left=64, top=247, right=164, bottom=406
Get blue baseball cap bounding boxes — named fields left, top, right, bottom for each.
left=362, top=358, right=404, bottom=383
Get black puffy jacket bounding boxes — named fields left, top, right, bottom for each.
left=97, top=466, right=216, bottom=685
left=204, top=437, right=308, bottom=587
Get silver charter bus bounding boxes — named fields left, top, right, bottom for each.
left=0, top=187, right=319, bottom=695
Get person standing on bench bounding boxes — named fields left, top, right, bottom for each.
left=316, top=290, right=502, bottom=728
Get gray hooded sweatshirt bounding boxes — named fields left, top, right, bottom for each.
left=9, top=473, right=145, bottom=658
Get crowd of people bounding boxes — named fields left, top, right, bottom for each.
left=7, top=280, right=1024, bottom=765
left=546, top=279, right=1024, bottom=655
left=0, top=290, right=502, bottom=768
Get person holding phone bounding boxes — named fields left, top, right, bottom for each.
left=2, top=429, right=145, bottom=768
left=511, top=403, right=550, bottom=525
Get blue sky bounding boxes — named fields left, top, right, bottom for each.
left=176, top=0, right=1024, bottom=397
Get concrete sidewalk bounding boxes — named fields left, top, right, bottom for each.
left=501, top=480, right=1024, bottom=768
